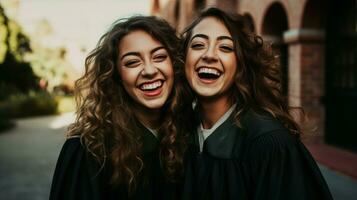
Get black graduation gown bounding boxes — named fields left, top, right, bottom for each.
left=50, top=126, right=178, bottom=200
left=182, top=112, right=333, bottom=200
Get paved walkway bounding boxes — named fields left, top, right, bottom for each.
left=0, top=113, right=71, bottom=200
left=306, top=142, right=357, bottom=179
left=0, top=113, right=356, bottom=200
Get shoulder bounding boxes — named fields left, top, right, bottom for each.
left=249, top=129, right=298, bottom=151
left=60, top=135, right=83, bottom=153
left=241, top=111, right=301, bottom=155
left=240, top=129, right=300, bottom=166
left=65, top=134, right=81, bottom=144
left=55, top=135, right=92, bottom=165
left=241, top=110, right=290, bottom=141
left=50, top=135, right=104, bottom=199
left=53, top=135, right=100, bottom=178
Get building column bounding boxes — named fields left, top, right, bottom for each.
left=284, top=28, right=325, bottom=142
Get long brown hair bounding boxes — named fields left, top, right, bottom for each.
left=67, top=16, right=187, bottom=192
left=181, top=7, right=302, bottom=135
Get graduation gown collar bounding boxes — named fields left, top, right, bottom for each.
left=195, top=113, right=242, bottom=159
left=194, top=110, right=287, bottom=159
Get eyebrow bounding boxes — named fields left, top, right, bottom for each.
left=120, top=46, right=165, bottom=60
left=190, top=34, right=233, bottom=42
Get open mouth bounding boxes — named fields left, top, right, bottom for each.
left=139, top=80, right=163, bottom=91
left=197, top=67, right=222, bottom=80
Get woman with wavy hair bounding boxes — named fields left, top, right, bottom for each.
left=50, top=16, right=188, bottom=200
left=180, top=7, right=333, bottom=200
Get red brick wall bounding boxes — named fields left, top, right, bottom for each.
left=300, top=43, right=325, bottom=141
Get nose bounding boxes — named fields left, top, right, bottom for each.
left=141, top=62, right=158, bottom=77
left=202, top=45, right=218, bottom=63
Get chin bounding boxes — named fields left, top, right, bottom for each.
left=193, top=88, right=219, bottom=98
left=142, top=100, right=166, bottom=110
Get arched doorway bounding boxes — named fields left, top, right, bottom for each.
left=325, top=0, right=357, bottom=151
left=262, top=3, right=289, bottom=96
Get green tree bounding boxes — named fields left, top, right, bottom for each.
left=0, top=3, right=39, bottom=100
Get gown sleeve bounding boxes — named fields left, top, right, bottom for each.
left=243, top=130, right=334, bottom=200
left=49, top=137, right=103, bottom=200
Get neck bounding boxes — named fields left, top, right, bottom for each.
left=133, top=106, right=162, bottom=130
left=199, top=95, right=232, bottom=129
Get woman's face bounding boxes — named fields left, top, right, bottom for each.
left=185, top=16, right=237, bottom=100
left=118, top=30, right=174, bottom=111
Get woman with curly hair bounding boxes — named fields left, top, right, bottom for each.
left=50, top=16, right=188, bottom=200
left=180, top=7, right=333, bottom=200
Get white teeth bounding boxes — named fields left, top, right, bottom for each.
left=198, top=67, right=221, bottom=76
left=141, top=81, right=162, bottom=90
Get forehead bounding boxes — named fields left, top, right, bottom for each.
left=118, top=30, right=162, bottom=54
left=191, top=16, right=231, bottom=38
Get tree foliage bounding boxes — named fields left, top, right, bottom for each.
left=0, top=3, right=39, bottom=100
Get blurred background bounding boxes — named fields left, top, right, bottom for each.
left=0, top=0, right=356, bottom=199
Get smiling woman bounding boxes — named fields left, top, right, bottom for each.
left=184, top=16, right=237, bottom=106
left=49, top=16, right=188, bottom=200
left=181, top=7, right=333, bottom=200
left=118, top=30, right=174, bottom=114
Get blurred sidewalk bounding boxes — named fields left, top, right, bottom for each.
left=0, top=113, right=356, bottom=200
left=305, top=141, right=357, bottom=199
left=305, top=142, right=357, bottom=179
left=0, top=113, right=72, bottom=200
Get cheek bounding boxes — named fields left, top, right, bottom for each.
left=185, top=59, right=196, bottom=80
left=167, top=68, right=174, bottom=86
left=162, top=62, right=174, bottom=93
left=220, top=54, right=237, bottom=83
left=161, top=60, right=174, bottom=79
left=222, top=54, right=237, bottom=71
left=185, top=49, right=200, bottom=69
left=227, top=59, right=237, bottom=84
left=119, top=68, right=138, bottom=88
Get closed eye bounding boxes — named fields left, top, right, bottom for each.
left=191, top=43, right=205, bottom=50
left=220, top=45, right=234, bottom=52
left=153, top=54, right=167, bottom=62
left=124, top=60, right=141, bottom=67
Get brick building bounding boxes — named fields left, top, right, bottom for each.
left=151, top=0, right=357, bottom=151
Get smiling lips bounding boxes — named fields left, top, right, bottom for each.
left=196, top=67, right=222, bottom=83
left=139, top=80, right=163, bottom=97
